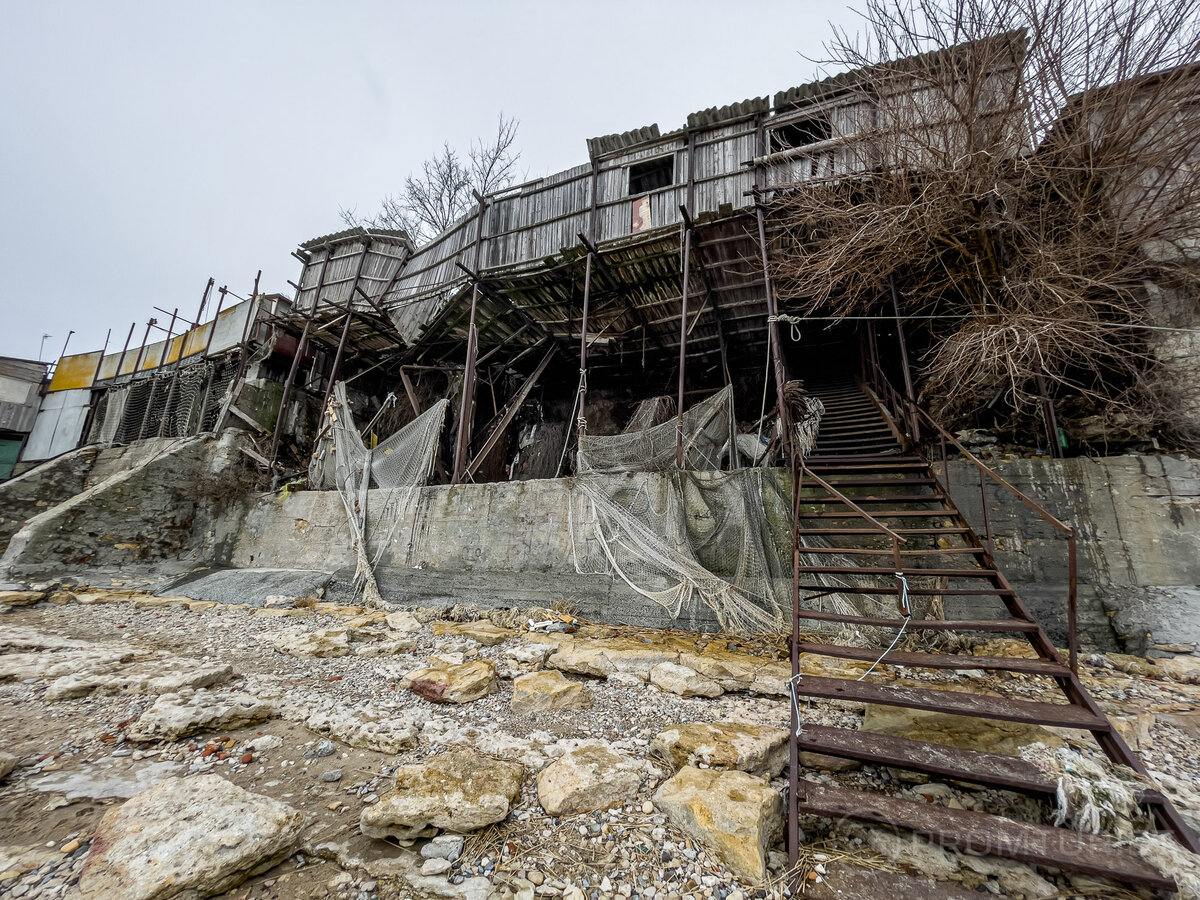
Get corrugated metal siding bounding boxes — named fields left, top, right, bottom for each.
left=0, top=359, right=47, bottom=433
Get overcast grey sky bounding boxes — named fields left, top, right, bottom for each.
left=0, top=1, right=860, bottom=362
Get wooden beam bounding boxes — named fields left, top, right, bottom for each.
left=464, top=343, right=557, bottom=480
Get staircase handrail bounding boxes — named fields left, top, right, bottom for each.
left=863, top=358, right=1079, bottom=671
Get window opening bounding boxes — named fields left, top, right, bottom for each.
left=770, top=115, right=833, bottom=152
left=628, top=156, right=674, bottom=195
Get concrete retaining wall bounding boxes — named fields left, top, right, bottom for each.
left=946, top=454, right=1200, bottom=652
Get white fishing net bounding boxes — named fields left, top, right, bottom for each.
left=576, top=385, right=734, bottom=474
left=310, top=382, right=448, bottom=605
left=569, top=468, right=793, bottom=634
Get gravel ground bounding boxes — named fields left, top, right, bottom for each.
left=0, top=589, right=1198, bottom=900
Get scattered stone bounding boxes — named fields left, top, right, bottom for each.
left=536, top=744, right=643, bottom=816
left=654, top=766, right=783, bottom=882
left=76, top=775, right=303, bottom=900
left=649, top=662, right=724, bottom=698
left=248, top=734, right=283, bottom=752
left=510, top=670, right=593, bottom=716
left=0, top=751, right=17, bottom=781
left=322, top=769, right=343, bottom=783
left=402, top=658, right=498, bottom=704
left=125, top=689, right=275, bottom=741
left=385, top=610, right=422, bottom=632
left=0, top=590, right=45, bottom=607
left=360, top=750, right=524, bottom=841
left=679, top=645, right=791, bottom=696
left=264, top=626, right=352, bottom=658
left=1155, top=655, right=1200, bottom=684
left=305, top=739, right=337, bottom=758
left=421, top=834, right=465, bottom=862
left=431, top=620, right=512, bottom=646
left=421, top=857, right=453, bottom=875
left=504, top=643, right=553, bottom=665
left=651, top=722, right=788, bottom=777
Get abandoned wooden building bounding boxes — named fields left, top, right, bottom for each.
left=5, top=33, right=1200, bottom=894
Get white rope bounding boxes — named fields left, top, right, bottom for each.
left=857, top=573, right=912, bottom=681
left=768, top=313, right=804, bottom=342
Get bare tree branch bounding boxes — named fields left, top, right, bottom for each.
left=770, top=0, right=1200, bottom=446
left=342, top=113, right=521, bottom=243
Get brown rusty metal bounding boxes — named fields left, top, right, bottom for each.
left=796, top=724, right=1057, bottom=795
left=676, top=213, right=692, bottom=468
left=794, top=781, right=1175, bottom=892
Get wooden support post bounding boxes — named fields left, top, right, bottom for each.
left=453, top=196, right=488, bottom=483
left=399, top=367, right=422, bottom=415
left=676, top=216, right=692, bottom=468
left=464, top=344, right=557, bottom=479
left=1036, top=372, right=1063, bottom=459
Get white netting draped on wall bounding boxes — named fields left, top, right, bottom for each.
left=310, top=383, right=448, bottom=605
left=576, top=385, right=734, bottom=474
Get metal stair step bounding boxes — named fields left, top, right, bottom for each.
left=792, top=781, right=1173, bottom=891
left=792, top=675, right=1109, bottom=730
left=797, top=641, right=1067, bottom=675
left=796, top=724, right=1057, bottom=793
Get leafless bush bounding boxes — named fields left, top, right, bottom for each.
left=771, top=0, right=1200, bottom=438
left=342, top=114, right=520, bottom=243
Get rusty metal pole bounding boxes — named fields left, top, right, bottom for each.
left=453, top=197, right=488, bottom=483
left=156, top=306, right=190, bottom=438
left=194, top=277, right=215, bottom=329
left=132, top=319, right=156, bottom=374
left=788, top=453, right=803, bottom=872
left=888, top=276, right=919, bottom=443
left=577, top=249, right=594, bottom=443
left=116, top=322, right=136, bottom=377
left=1036, top=372, right=1063, bottom=459
left=676, top=217, right=692, bottom=468
left=195, top=288, right=229, bottom=433
left=269, top=246, right=335, bottom=470
left=138, top=308, right=177, bottom=440
left=1067, top=532, right=1079, bottom=672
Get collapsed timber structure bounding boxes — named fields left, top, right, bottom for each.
left=8, top=35, right=1200, bottom=894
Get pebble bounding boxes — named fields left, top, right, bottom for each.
left=420, top=857, right=452, bottom=876
left=642, top=801, right=654, bottom=814
left=321, top=769, right=343, bottom=782
left=305, top=739, right=336, bottom=758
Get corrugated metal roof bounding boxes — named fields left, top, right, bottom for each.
left=686, top=97, right=769, bottom=130
left=299, top=225, right=414, bottom=252
left=587, top=125, right=661, bottom=158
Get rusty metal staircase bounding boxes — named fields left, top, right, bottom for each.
left=782, top=373, right=1197, bottom=894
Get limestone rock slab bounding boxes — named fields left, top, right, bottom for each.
left=651, top=722, right=788, bottom=777
left=45, top=659, right=233, bottom=700
left=862, top=705, right=1064, bottom=756
left=654, top=766, right=782, bottom=883
left=126, top=689, right=275, bottom=741
left=511, top=670, right=593, bottom=716
left=402, top=659, right=497, bottom=704
left=263, top=626, right=352, bottom=658
left=431, top=620, right=512, bottom=646
left=305, top=705, right=420, bottom=754
left=536, top=745, right=643, bottom=816
left=360, top=750, right=524, bottom=841
left=76, top=774, right=303, bottom=900
left=649, top=662, right=723, bottom=698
